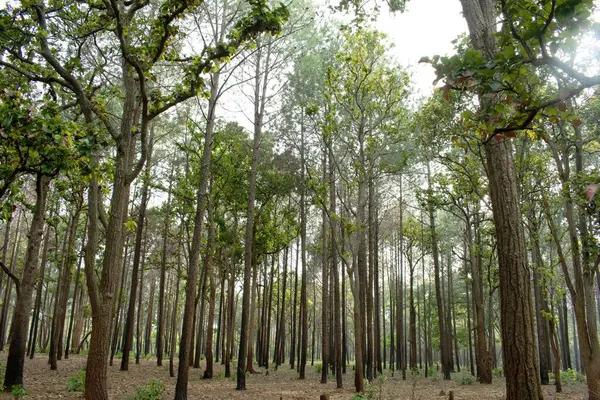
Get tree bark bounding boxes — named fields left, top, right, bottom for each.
left=460, top=1, right=543, bottom=397
left=121, top=141, right=153, bottom=371
left=3, top=174, right=51, bottom=389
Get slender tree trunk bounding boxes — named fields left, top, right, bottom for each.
left=169, top=242, right=182, bottom=378
left=136, top=223, right=148, bottom=364
left=3, top=174, right=51, bottom=389
left=28, top=219, right=52, bottom=359
left=321, top=153, right=329, bottom=384
left=298, top=111, right=309, bottom=381
left=237, top=39, right=271, bottom=391
left=290, top=238, right=299, bottom=369
left=330, top=162, right=342, bottom=387
left=110, top=241, right=130, bottom=367
left=427, top=163, right=451, bottom=380
left=467, top=213, right=492, bottom=383
left=121, top=141, right=153, bottom=370
left=66, top=217, right=87, bottom=359
left=0, top=211, right=22, bottom=352
left=144, top=274, right=155, bottom=356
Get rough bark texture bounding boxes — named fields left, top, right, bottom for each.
left=484, top=139, right=542, bottom=400
left=459, top=1, right=543, bottom=398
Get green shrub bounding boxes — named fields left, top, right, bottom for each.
left=454, top=372, right=474, bottom=385
left=352, top=375, right=388, bottom=400
left=428, top=370, right=441, bottom=381
left=10, top=385, right=27, bottom=398
left=127, top=379, right=165, bottom=400
left=492, top=367, right=503, bottom=378
left=313, top=361, right=323, bottom=374
left=68, top=370, right=86, bottom=392
left=562, top=368, right=585, bottom=384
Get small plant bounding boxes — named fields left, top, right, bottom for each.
left=428, top=370, right=441, bottom=381
left=352, top=375, right=388, bottom=400
left=68, top=370, right=86, bottom=392
left=561, top=368, right=585, bottom=384
left=454, top=372, right=474, bottom=385
left=10, top=385, right=27, bottom=398
left=313, top=361, right=323, bottom=374
left=127, top=379, right=165, bottom=400
left=492, top=367, right=503, bottom=378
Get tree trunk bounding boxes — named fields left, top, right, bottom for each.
left=173, top=70, right=220, bottom=399
left=427, top=163, right=452, bottom=380
left=66, top=217, right=87, bottom=359
left=299, top=111, right=309, bottom=381
left=2, top=174, right=51, bottom=389
left=169, top=242, right=182, bottom=378
left=28, top=219, right=52, bottom=359
left=467, top=214, right=492, bottom=383
left=329, top=149, right=342, bottom=388
left=459, top=2, right=543, bottom=398
left=121, top=141, right=153, bottom=371
left=290, top=238, right=299, bottom=369
left=321, top=153, right=329, bottom=384
left=157, top=164, right=174, bottom=367
left=237, top=39, right=271, bottom=391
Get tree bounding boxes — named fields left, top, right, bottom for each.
left=0, top=87, right=82, bottom=390
left=423, top=0, right=600, bottom=397
left=0, top=1, right=289, bottom=397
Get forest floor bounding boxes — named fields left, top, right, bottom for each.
left=0, top=353, right=588, bottom=399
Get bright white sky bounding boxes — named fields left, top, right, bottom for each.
left=373, top=0, right=468, bottom=94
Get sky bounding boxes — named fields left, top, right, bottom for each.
left=372, top=0, right=468, bottom=94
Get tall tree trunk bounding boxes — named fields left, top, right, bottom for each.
left=0, top=210, right=22, bottom=352
left=532, top=244, right=551, bottom=385
left=427, top=163, right=451, bottom=380
left=329, top=149, right=343, bottom=388
left=459, top=2, right=542, bottom=398
left=66, top=217, right=87, bottom=359
left=110, top=239, right=131, bottom=367
left=135, top=223, right=148, bottom=364
left=28, top=219, right=52, bottom=359
left=174, top=70, right=221, bottom=400
left=121, top=140, right=153, bottom=371
left=321, top=154, right=329, bottom=383
left=237, top=39, right=271, bottom=391
left=3, top=174, right=51, bottom=389
left=298, top=111, right=309, bottom=381
left=169, top=241, right=182, bottom=378
left=290, top=238, right=299, bottom=369
left=201, top=199, right=217, bottom=379
left=51, top=196, right=83, bottom=368
left=144, top=273, right=155, bottom=356
left=467, top=213, right=492, bottom=383
left=157, top=164, right=174, bottom=367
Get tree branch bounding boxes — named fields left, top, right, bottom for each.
left=0, top=260, right=20, bottom=295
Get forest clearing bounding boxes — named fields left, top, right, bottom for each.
left=0, top=0, right=599, bottom=399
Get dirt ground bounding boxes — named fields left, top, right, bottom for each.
left=0, top=353, right=588, bottom=399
